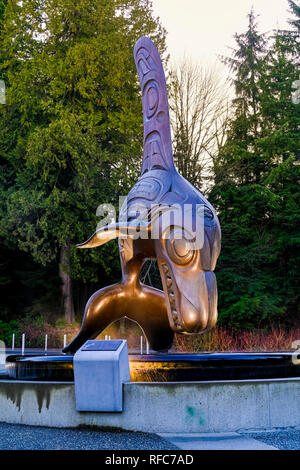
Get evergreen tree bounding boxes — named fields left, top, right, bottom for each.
left=0, top=1, right=7, bottom=43
left=210, top=6, right=300, bottom=329
left=287, top=0, right=300, bottom=32
left=218, top=8, right=267, bottom=185
left=0, top=0, right=167, bottom=321
left=255, top=0, right=300, bottom=327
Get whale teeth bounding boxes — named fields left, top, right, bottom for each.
left=160, top=262, right=181, bottom=328
left=162, top=263, right=169, bottom=274
left=172, top=310, right=179, bottom=327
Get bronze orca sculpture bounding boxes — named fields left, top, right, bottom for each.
left=63, top=37, right=221, bottom=354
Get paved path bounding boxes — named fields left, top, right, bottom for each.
left=160, top=429, right=300, bottom=450
left=0, top=423, right=178, bottom=450
left=1, top=423, right=300, bottom=450
left=159, top=432, right=278, bottom=450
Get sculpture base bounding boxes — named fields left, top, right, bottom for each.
left=4, top=351, right=300, bottom=382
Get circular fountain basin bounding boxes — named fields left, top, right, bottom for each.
left=4, top=351, right=300, bottom=382
left=5, top=354, right=74, bottom=381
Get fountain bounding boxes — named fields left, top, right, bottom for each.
left=3, top=350, right=300, bottom=383
left=1, top=36, right=300, bottom=433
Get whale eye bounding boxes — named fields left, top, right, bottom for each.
left=197, top=205, right=214, bottom=220
left=204, top=206, right=214, bottom=220
left=165, top=231, right=194, bottom=265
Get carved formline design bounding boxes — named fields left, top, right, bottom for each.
left=134, top=37, right=174, bottom=174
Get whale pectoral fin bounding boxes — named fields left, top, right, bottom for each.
left=76, top=225, right=119, bottom=248
left=77, top=221, right=150, bottom=249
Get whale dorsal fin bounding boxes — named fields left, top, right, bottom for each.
left=134, top=36, right=175, bottom=175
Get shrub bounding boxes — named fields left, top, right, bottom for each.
left=17, top=321, right=80, bottom=348
left=0, top=320, right=20, bottom=345
left=173, top=327, right=300, bottom=352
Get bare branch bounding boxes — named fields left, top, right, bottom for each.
left=168, top=57, right=233, bottom=191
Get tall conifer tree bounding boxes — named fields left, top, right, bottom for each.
left=0, top=0, right=167, bottom=321
left=210, top=5, right=299, bottom=328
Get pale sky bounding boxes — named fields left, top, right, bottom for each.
left=151, top=0, right=292, bottom=66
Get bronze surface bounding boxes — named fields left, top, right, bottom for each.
left=63, top=37, right=221, bottom=353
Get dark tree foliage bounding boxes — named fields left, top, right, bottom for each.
left=0, top=0, right=167, bottom=322
left=0, top=0, right=299, bottom=333
left=210, top=6, right=300, bottom=329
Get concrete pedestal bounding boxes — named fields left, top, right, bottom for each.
left=73, top=340, right=130, bottom=412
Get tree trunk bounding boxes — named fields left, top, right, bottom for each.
left=59, top=242, right=75, bottom=323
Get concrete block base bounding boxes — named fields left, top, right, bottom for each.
left=0, top=378, right=299, bottom=433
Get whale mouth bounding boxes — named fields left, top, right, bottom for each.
left=158, top=260, right=182, bottom=331
left=158, top=260, right=218, bottom=334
